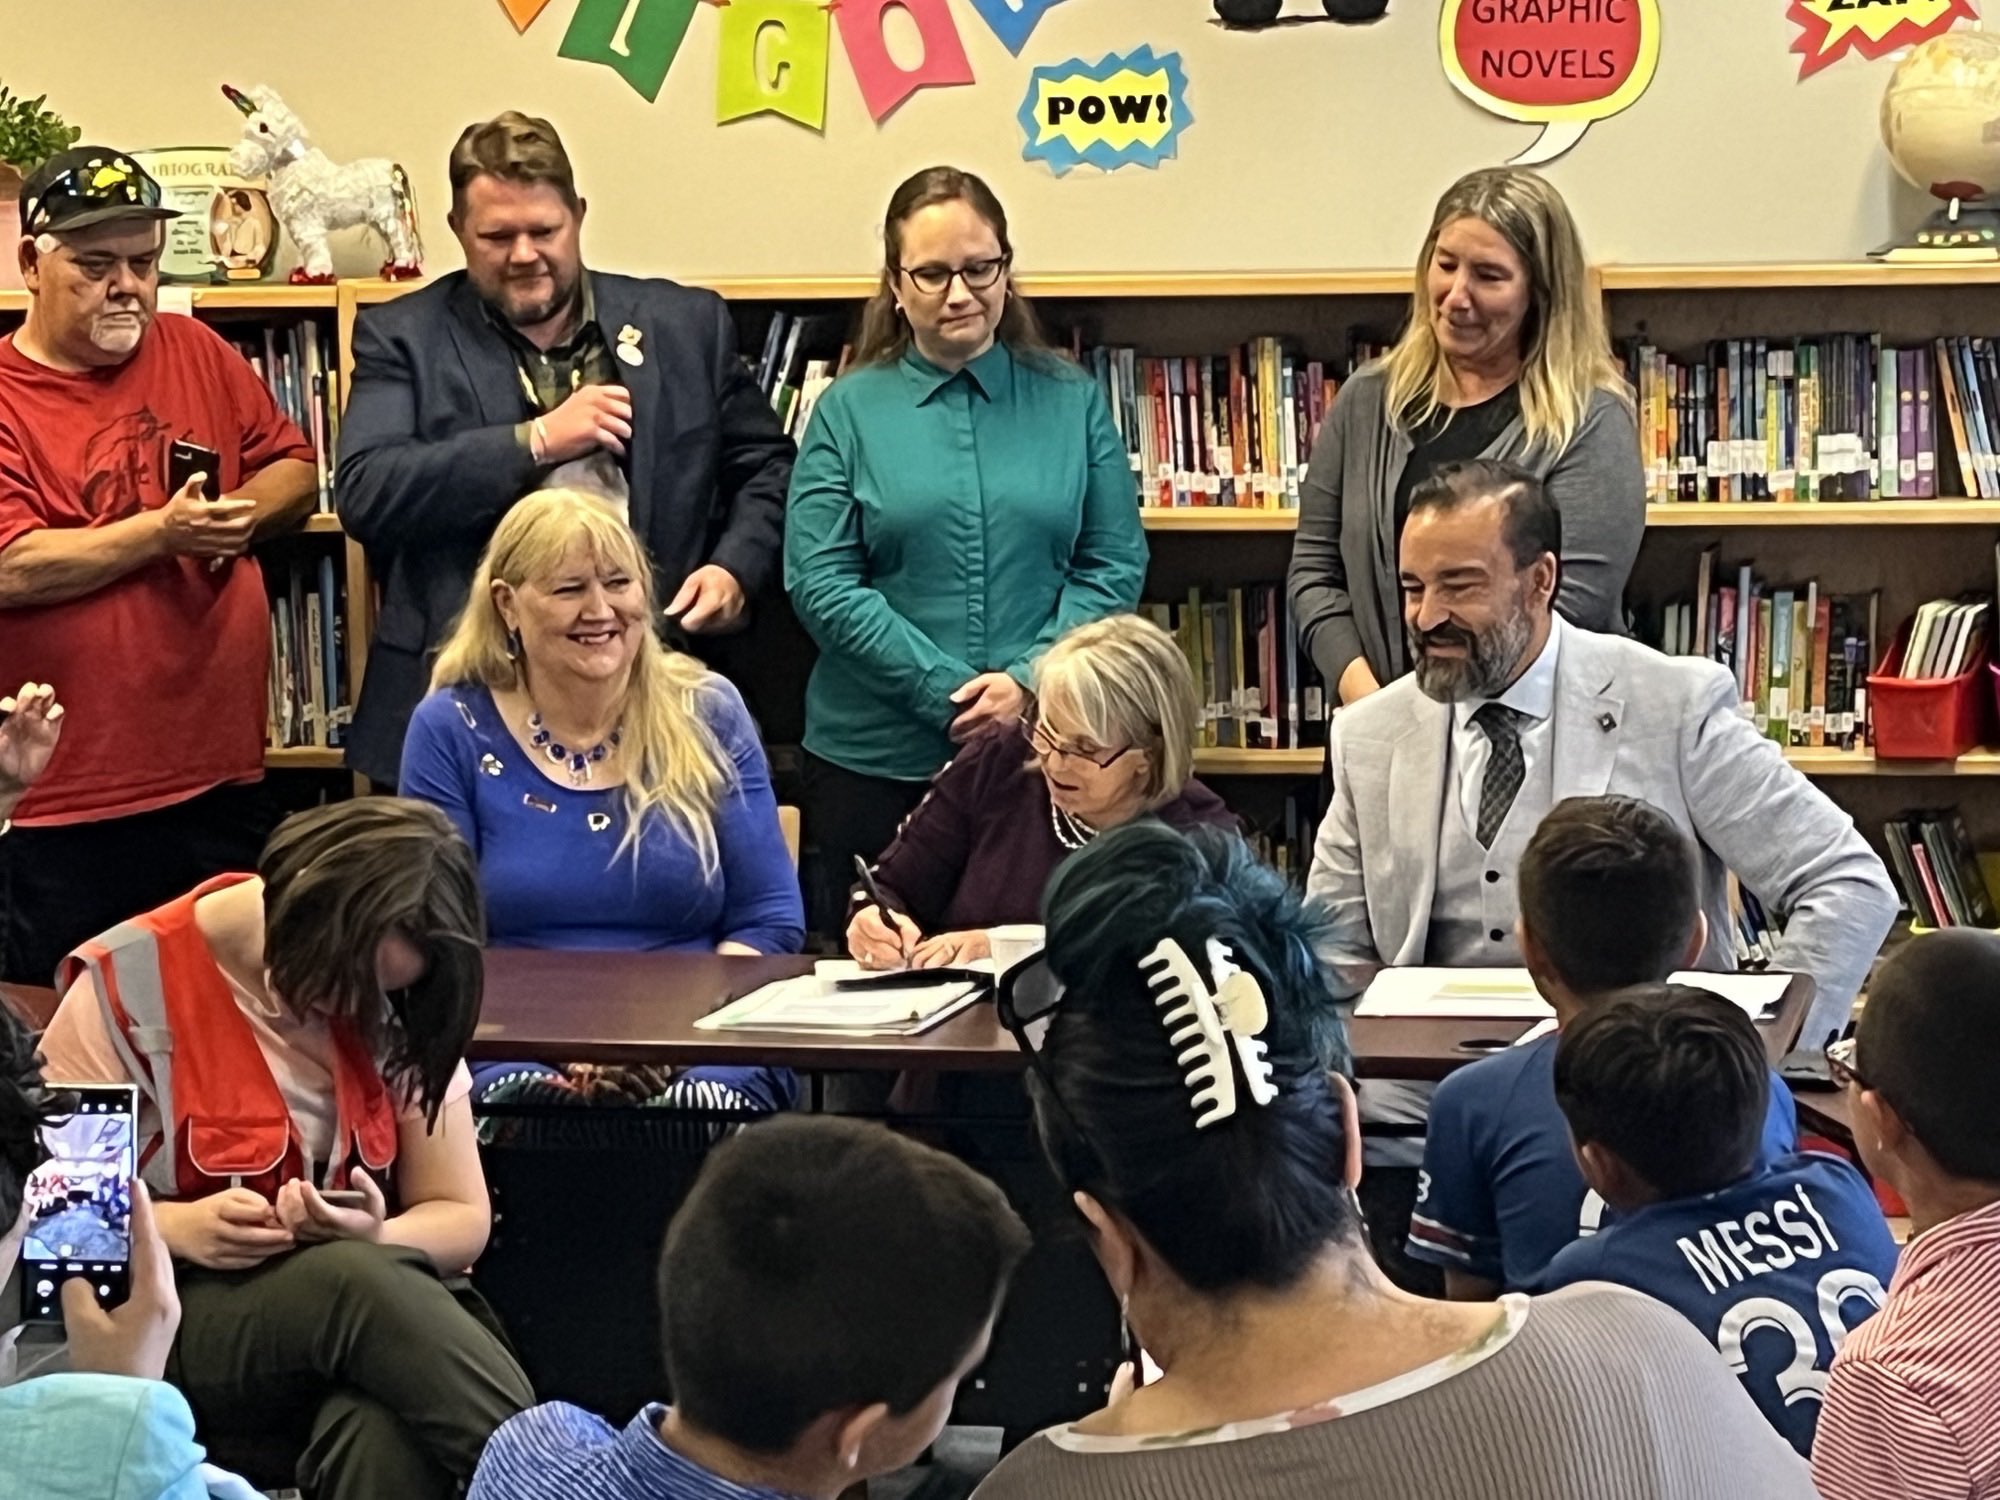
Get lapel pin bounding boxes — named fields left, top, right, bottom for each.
left=1597, top=712, right=1617, bottom=732
left=617, top=324, right=644, bottom=368
left=587, top=811, right=612, bottom=833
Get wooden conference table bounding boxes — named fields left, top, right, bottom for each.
left=473, top=950, right=1818, bottom=1079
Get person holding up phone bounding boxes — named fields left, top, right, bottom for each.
left=1, top=1005, right=261, bottom=1498
left=0, top=146, right=319, bottom=986
left=35, top=798, right=533, bottom=1500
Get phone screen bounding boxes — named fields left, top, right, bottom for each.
left=19, top=1086, right=136, bottom=1323
left=166, top=439, right=220, bottom=499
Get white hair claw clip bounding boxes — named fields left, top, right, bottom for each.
left=1138, top=937, right=1279, bottom=1129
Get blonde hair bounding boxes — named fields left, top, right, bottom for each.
left=430, top=489, right=732, bottom=871
left=1380, top=167, right=1629, bottom=456
left=1034, top=615, right=1198, bottom=807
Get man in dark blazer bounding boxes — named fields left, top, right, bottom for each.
left=335, top=111, right=793, bottom=785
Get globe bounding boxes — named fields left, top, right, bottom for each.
left=1880, top=32, right=2000, bottom=256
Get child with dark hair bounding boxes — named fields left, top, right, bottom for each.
left=1813, top=929, right=2000, bottom=1499
left=471, top=1115, right=1030, bottom=1499
left=1408, top=794, right=1799, bottom=1297
left=37, top=798, right=532, bottom=1500
left=1540, top=984, right=1897, bottom=1457
left=974, top=821, right=1815, bottom=1500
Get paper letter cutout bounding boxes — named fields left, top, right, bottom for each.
left=499, top=0, right=556, bottom=32
left=964, top=0, right=1068, bottom=56
left=717, top=0, right=831, bottom=128
left=561, top=0, right=702, bottom=103
left=1018, top=45, right=1193, bottom=176
left=835, top=0, right=977, bottom=124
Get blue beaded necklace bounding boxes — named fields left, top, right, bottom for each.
left=528, top=712, right=622, bottom=786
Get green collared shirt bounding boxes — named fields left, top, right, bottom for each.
left=490, top=274, right=616, bottom=451
left=785, top=339, right=1148, bottom=780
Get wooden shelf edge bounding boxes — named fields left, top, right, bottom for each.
left=1142, top=507, right=1299, bottom=532
left=297, top=513, right=344, bottom=534
left=1602, top=262, right=2000, bottom=291
left=264, top=747, right=345, bottom=769
left=1646, top=500, right=2000, bottom=527
left=1190, top=746, right=2000, bottom=778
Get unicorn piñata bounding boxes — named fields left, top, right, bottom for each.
left=222, top=83, right=422, bottom=285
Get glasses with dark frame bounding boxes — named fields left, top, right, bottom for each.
left=1825, top=1035, right=1866, bottom=1091
left=894, top=254, right=1011, bottom=297
left=1018, top=715, right=1136, bottom=771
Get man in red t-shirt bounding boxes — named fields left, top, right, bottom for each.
left=0, top=148, right=317, bottom=983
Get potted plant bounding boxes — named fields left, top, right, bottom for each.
left=0, top=85, right=80, bottom=288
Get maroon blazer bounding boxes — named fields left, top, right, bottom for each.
left=863, top=727, right=1238, bottom=932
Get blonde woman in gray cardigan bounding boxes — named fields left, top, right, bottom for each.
left=976, top=822, right=1816, bottom=1500
left=1288, top=168, right=1643, bottom=706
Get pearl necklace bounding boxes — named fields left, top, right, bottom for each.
left=1049, top=801, right=1098, bottom=851
left=528, top=712, right=622, bottom=787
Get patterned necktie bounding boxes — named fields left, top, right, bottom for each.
left=1472, top=702, right=1528, bottom=848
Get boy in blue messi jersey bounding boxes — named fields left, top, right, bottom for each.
left=1542, top=984, right=1898, bottom=1457
left=1406, top=794, right=1799, bottom=1298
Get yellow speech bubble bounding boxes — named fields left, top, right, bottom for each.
left=1018, top=47, right=1192, bottom=174
left=1790, top=0, right=1977, bottom=78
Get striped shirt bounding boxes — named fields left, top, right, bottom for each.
left=469, top=1402, right=808, bottom=1500
left=1812, top=1197, right=2000, bottom=1500
left=972, top=1285, right=1818, bottom=1500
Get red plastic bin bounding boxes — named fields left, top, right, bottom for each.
left=1865, top=621, right=1989, bottom=760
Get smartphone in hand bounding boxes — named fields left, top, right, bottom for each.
left=166, top=439, right=221, bottom=499
left=18, top=1086, right=137, bottom=1323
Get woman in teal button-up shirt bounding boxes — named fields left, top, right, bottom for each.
left=785, top=166, right=1148, bottom=936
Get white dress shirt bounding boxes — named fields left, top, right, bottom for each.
left=1448, top=615, right=1563, bottom=840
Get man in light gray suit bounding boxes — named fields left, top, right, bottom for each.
left=1309, top=458, right=1896, bottom=1057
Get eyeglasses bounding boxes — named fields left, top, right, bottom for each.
left=23, top=156, right=163, bottom=235
left=1825, top=1035, right=1867, bottom=1091
left=1019, top=715, right=1135, bottom=771
left=894, top=255, right=1011, bottom=297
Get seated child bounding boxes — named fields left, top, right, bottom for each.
left=1542, top=983, right=1898, bottom=1457
left=1408, top=795, right=1798, bottom=1296
left=1812, top=930, right=2000, bottom=1500
left=37, top=798, right=533, bottom=1500
left=470, top=1114, right=1031, bottom=1500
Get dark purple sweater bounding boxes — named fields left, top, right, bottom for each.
left=865, top=727, right=1238, bottom=931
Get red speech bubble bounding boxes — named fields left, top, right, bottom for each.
left=1441, top=0, right=1661, bottom=164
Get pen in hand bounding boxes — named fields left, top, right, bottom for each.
left=852, top=854, right=919, bottom=967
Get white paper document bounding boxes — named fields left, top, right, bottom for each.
left=694, top=960, right=992, bottom=1038
left=1354, top=967, right=1791, bottom=1023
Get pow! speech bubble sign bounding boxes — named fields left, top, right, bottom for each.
left=1440, top=0, right=1661, bottom=166
left=1017, top=45, right=1193, bottom=176
left=1790, top=0, right=1978, bottom=80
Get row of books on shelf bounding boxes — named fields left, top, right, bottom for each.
left=1629, top=335, right=1944, bottom=506
left=1140, top=585, right=1327, bottom=751
left=222, top=322, right=341, bottom=513
left=265, top=555, right=350, bottom=751
left=1883, top=809, right=1999, bottom=930
left=1242, top=788, right=1321, bottom=888
left=1642, top=549, right=1879, bottom=748
left=751, top=313, right=848, bottom=440
left=1896, top=597, right=1991, bottom=680
left=1084, top=339, right=1386, bottom=511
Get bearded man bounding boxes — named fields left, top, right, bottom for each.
left=0, top=146, right=316, bottom=983
left=1306, top=457, right=1895, bottom=1056
left=335, top=111, right=793, bottom=788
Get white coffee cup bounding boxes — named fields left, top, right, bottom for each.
left=986, top=923, right=1046, bottom=971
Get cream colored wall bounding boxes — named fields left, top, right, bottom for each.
left=0, top=1, right=1937, bottom=279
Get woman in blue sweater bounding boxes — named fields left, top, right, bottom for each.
left=400, top=488, right=803, bottom=1111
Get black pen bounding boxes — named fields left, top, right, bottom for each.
left=852, top=854, right=916, bottom=963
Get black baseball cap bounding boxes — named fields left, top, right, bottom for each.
left=20, top=147, right=178, bottom=237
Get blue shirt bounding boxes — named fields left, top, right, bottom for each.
left=784, top=340, right=1148, bottom=781
left=399, top=679, right=804, bottom=954
left=470, top=1403, right=806, bottom=1500
left=1540, top=1153, right=1899, bottom=1457
left=1407, top=1032, right=1800, bottom=1290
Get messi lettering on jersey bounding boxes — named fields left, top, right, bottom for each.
left=1676, top=1180, right=1849, bottom=1294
